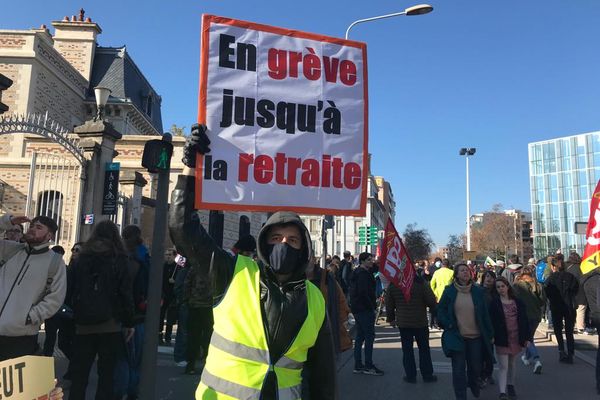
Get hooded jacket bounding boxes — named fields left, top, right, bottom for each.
left=168, top=175, right=335, bottom=400
left=0, top=214, right=66, bottom=336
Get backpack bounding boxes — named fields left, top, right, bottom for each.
left=73, top=254, right=118, bottom=325
left=536, top=261, right=547, bottom=283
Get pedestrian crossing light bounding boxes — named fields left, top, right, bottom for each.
left=142, top=139, right=173, bottom=173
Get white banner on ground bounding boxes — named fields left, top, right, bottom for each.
left=195, top=15, right=368, bottom=216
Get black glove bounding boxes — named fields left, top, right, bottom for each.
left=182, top=123, right=211, bottom=168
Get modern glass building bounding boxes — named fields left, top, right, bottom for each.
left=529, top=131, right=600, bottom=258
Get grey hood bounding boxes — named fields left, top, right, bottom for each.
left=256, top=211, right=313, bottom=280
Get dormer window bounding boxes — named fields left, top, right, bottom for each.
left=145, top=93, right=153, bottom=117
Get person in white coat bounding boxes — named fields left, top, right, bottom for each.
left=0, top=214, right=66, bottom=361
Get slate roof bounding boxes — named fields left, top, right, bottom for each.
left=89, top=46, right=163, bottom=134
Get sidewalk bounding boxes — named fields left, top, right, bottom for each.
left=537, top=321, right=598, bottom=366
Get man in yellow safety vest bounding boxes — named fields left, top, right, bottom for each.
left=169, top=124, right=336, bottom=399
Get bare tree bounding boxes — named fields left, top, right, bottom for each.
left=402, top=223, right=434, bottom=261
left=471, top=204, right=515, bottom=259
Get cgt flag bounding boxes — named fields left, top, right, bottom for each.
left=581, top=180, right=600, bottom=274
left=380, top=219, right=415, bottom=301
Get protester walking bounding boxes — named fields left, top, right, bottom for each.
left=489, top=277, right=530, bottom=400
left=386, top=273, right=438, bottom=383
left=478, top=270, right=497, bottom=385
left=438, top=263, right=494, bottom=400
left=566, top=252, right=592, bottom=334
left=114, top=225, right=150, bottom=400
left=513, top=267, right=545, bottom=374
left=159, top=248, right=178, bottom=345
left=431, top=259, right=454, bottom=302
left=338, top=251, right=353, bottom=297
left=0, top=214, right=66, bottom=361
left=581, top=267, right=600, bottom=394
left=173, top=257, right=189, bottom=367
left=67, top=220, right=134, bottom=400
left=545, top=257, right=579, bottom=363
left=169, top=123, right=336, bottom=399
left=350, top=252, right=384, bottom=376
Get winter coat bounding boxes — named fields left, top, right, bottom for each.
left=545, top=270, right=579, bottom=312
left=311, top=267, right=352, bottom=353
left=488, top=296, right=530, bottom=347
left=513, top=277, right=545, bottom=322
left=386, top=276, right=436, bottom=328
left=567, top=263, right=586, bottom=306
left=349, top=266, right=376, bottom=313
left=582, top=270, right=600, bottom=326
left=0, top=215, right=66, bottom=336
left=430, top=267, right=454, bottom=301
left=437, top=283, right=494, bottom=358
left=168, top=175, right=335, bottom=400
left=68, top=246, right=135, bottom=333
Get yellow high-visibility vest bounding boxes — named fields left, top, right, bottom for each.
left=196, top=255, right=326, bottom=400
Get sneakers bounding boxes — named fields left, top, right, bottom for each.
left=507, top=384, right=516, bottom=397
left=559, top=351, right=568, bottom=363
left=352, top=364, right=365, bottom=374
left=422, top=375, right=438, bottom=383
left=584, top=327, right=596, bottom=335
left=565, top=354, right=574, bottom=364
left=499, top=393, right=509, bottom=400
left=533, top=360, right=542, bottom=374
left=363, top=365, right=385, bottom=376
left=520, top=354, right=531, bottom=366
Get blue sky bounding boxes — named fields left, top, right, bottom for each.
left=3, top=0, right=600, bottom=247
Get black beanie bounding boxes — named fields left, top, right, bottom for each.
left=234, top=235, right=256, bottom=253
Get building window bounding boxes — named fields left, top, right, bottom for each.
left=146, top=94, right=153, bottom=117
left=37, top=190, right=63, bottom=242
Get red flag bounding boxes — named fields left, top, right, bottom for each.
left=380, top=219, right=416, bottom=301
left=581, top=180, right=600, bottom=274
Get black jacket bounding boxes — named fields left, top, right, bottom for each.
left=488, top=297, right=530, bottom=347
left=567, top=263, right=586, bottom=306
left=349, top=265, right=377, bottom=313
left=545, top=270, right=579, bottom=311
left=169, top=175, right=335, bottom=400
left=582, top=270, right=600, bottom=326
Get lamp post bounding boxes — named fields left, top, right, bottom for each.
left=345, top=3, right=433, bottom=39
left=459, top=147, right=476, bottom=251
left=342, top=4, right=433, bottom=256
left=93, top=86, right=111, bottom=121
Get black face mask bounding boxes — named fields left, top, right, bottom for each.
left=267, top=243, right=303, bottom=275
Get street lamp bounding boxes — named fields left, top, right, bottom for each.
left=339, top=4, right=433, bottom=256
left=459, top=147, right=476, bottom=251
left=345, top=4, right=433, bottom=39
left=93, top=86, right=111, bottom=121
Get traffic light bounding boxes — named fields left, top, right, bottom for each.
left=142, top=139, right=174, bottom=173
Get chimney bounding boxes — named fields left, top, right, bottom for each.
left=51, top=9, right=102, bottom=82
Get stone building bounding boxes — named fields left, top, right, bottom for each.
left=0, top=11, right=266, bottom=255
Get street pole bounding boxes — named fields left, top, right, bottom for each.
left=139, top=136, right=172, bottom=400
left=466, top=155, right=471, bottom=251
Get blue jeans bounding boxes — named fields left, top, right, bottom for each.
left=524, top=319, right=540, bottom=361
left=450, top=337, right=482, bottom=400
left=174, top=304, right=188, bottom=363
left=353, top=310, right=375, bottom=367
left=114, top=322, right=145, bottom=397
left=399, top=327, right=433, bottom=379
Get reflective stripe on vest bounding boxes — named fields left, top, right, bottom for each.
left=197, top=255, right=325, bottom=400
left=210, top=331, right=304, bottom=370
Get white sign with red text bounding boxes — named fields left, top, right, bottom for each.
left=195, top=15, right=368, bottom=216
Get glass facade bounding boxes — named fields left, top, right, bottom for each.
left=529, top=132, right=600, bottom=258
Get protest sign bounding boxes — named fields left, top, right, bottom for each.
left=195, top=15, right=368, bottom=216
left=0, top=356, right=54, bottom=399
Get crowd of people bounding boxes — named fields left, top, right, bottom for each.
left=2, top=121, right=600, bottom=400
